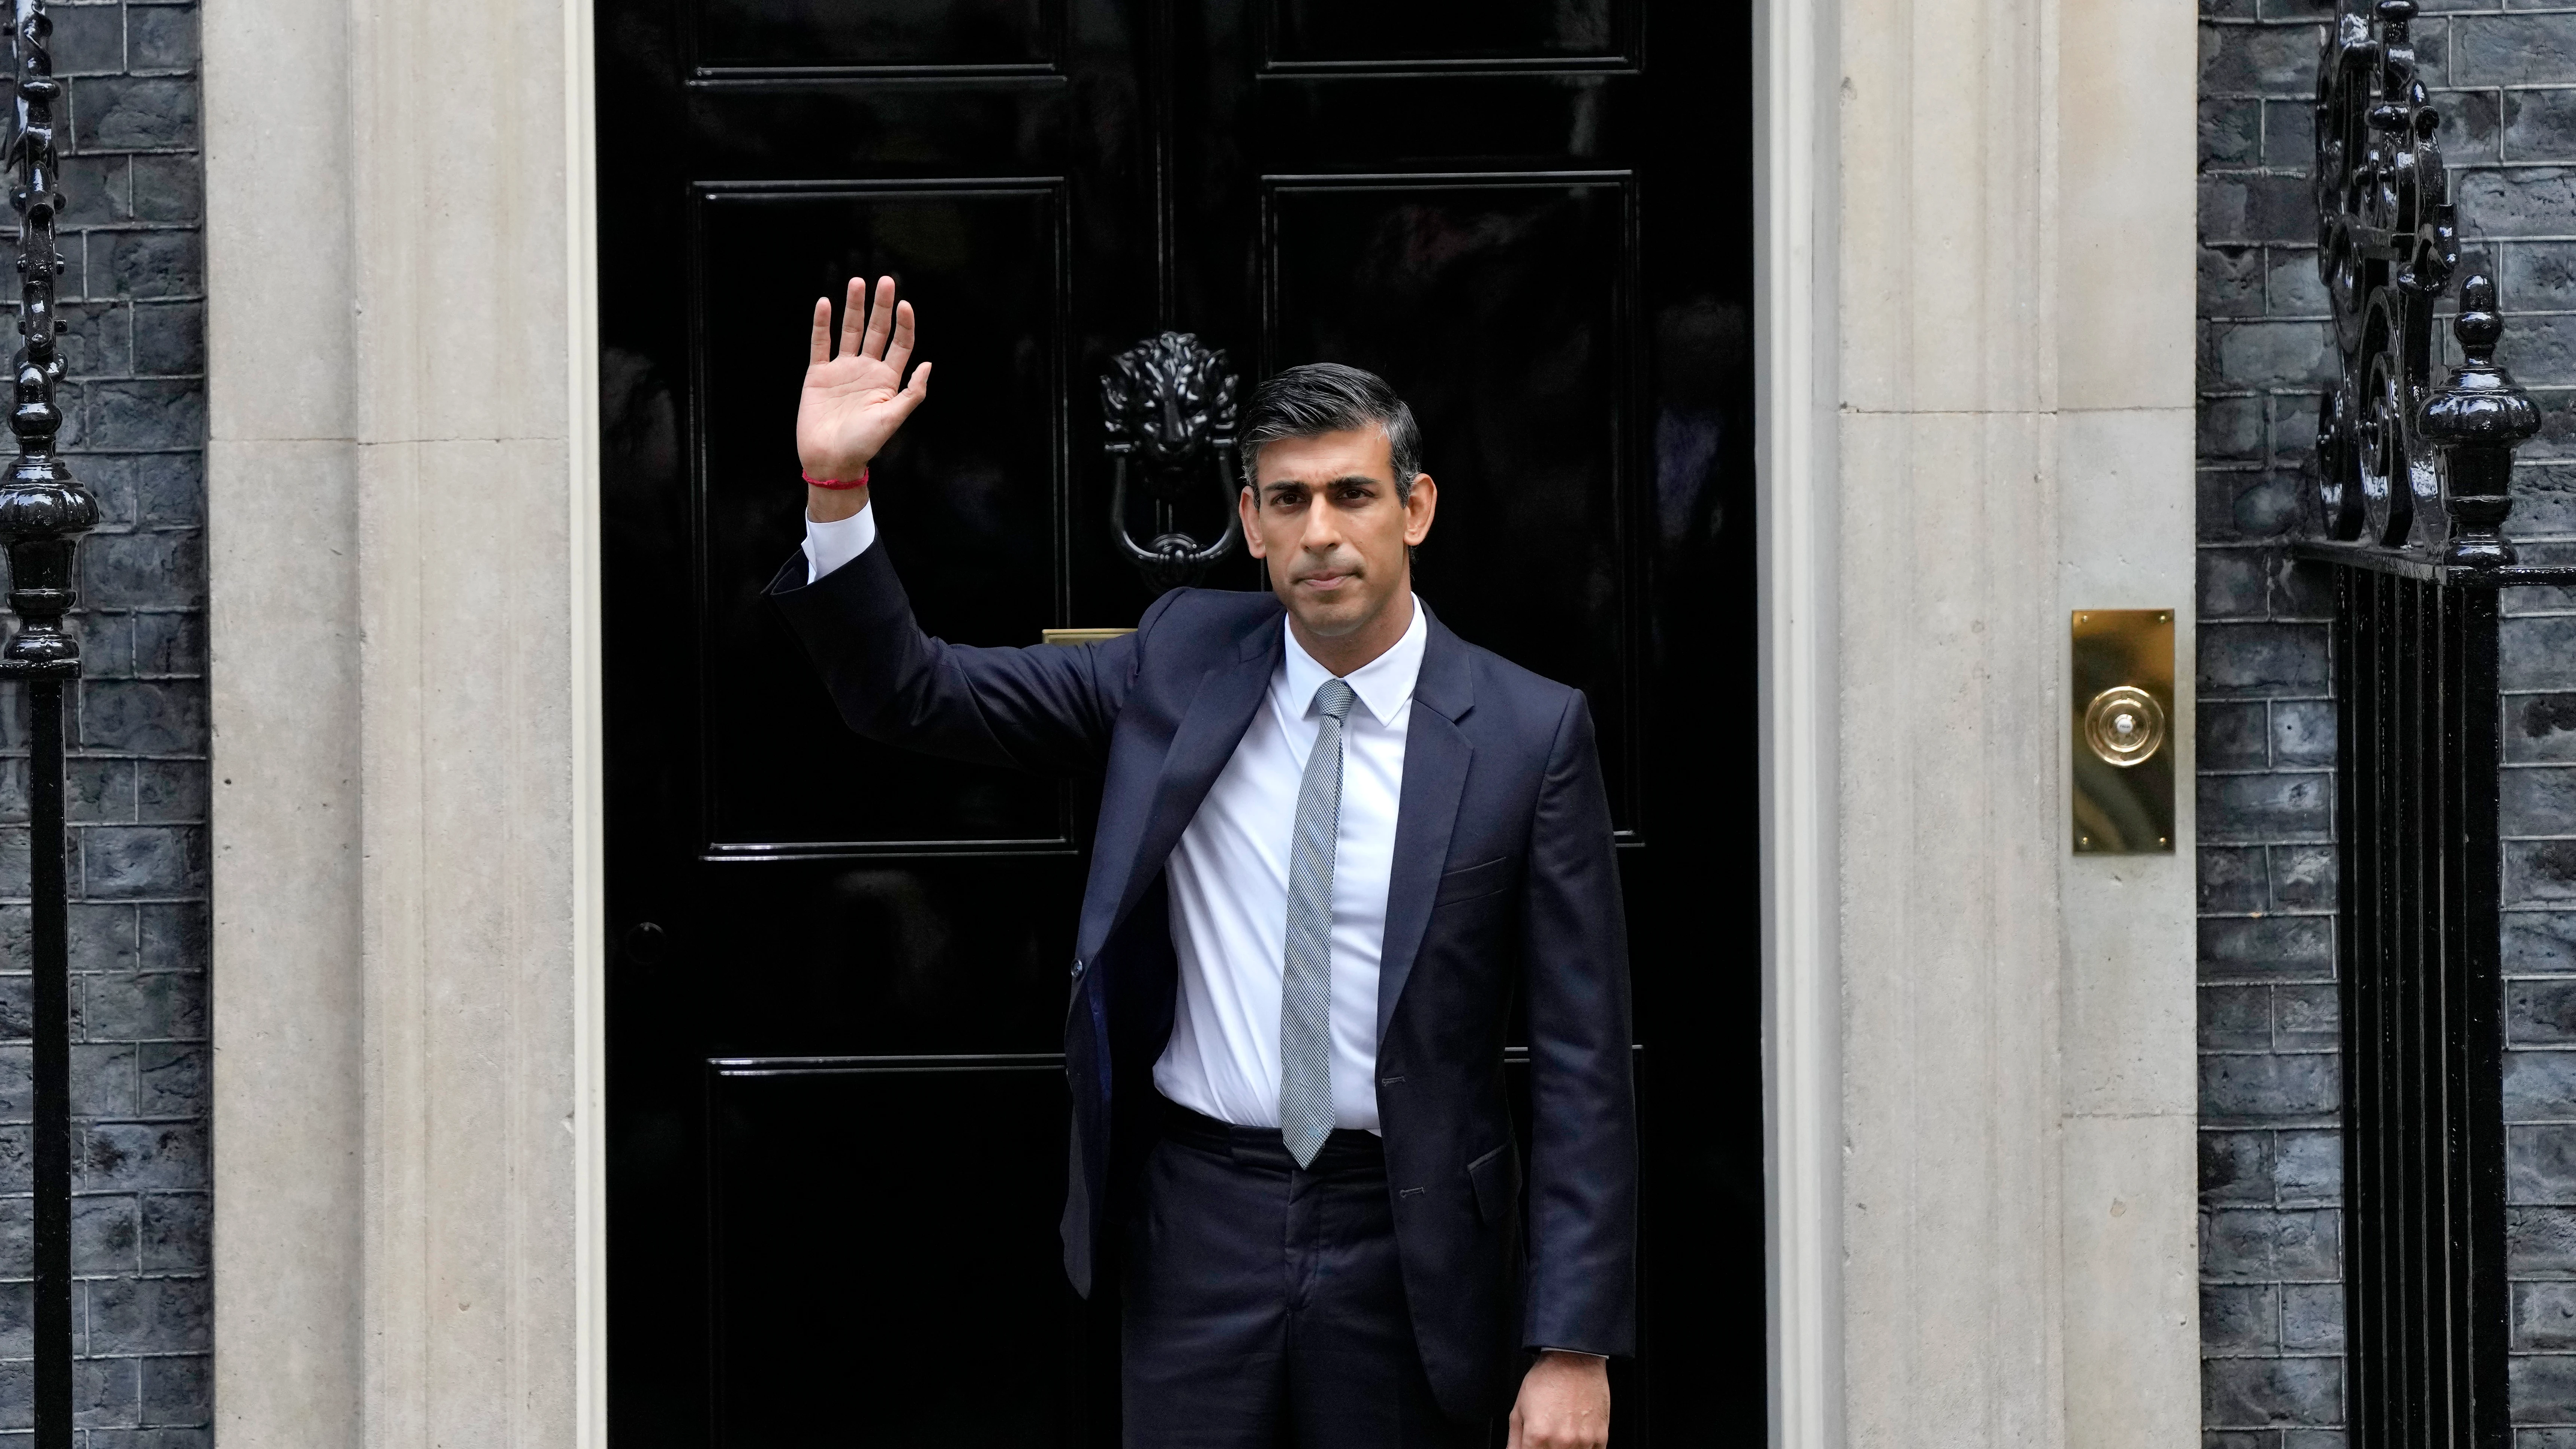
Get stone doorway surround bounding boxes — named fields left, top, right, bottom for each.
left=198, top=0, right=2201, bottom=1444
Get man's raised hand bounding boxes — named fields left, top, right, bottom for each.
left=797, top=275, right=931, bottom=488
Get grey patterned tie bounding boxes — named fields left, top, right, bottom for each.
left=1280, top=677, right=1357, bottom=1168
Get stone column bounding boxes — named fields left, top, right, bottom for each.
left=1762, top=0, right=2202, bottom=1435
left=204, top=0, right=364, bottom=1438
left=206, top=0, right=603, bottom=1442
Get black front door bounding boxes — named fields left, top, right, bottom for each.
left=596, top=2, right=1759, bottom=1442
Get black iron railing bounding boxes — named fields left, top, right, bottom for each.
left=2301, top=1, right=2558, bottom=1444
left=0, top=2, right=97, bottom=1445
left=2327, top=567, right=2510, bottom=1449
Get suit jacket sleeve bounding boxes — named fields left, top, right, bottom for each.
left=1519, top=691, right=1639, bottom=1357
left=767, top=539, right=1162, bottom=776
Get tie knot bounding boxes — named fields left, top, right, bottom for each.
left=1312, top=677, right=1357, bottom=723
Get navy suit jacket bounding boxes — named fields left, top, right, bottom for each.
left=771, top=539, right=1636, bottom=1416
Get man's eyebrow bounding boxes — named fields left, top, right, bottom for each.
left=1261, top=473, right=1387, bottom=494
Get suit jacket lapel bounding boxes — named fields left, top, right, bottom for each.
left=1377, top=611, right=1476, bottom=1047
left=1093, top=619, right=1283, bottom=953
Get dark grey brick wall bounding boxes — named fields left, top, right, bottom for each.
left=2505, top=591, right=2576, bottom=1439
left=2201, top=3, right=2348, bottom=1439
left=2461, top=10, right=2576, bottom=1438
left=2203, top=0, right=2576, bottom=1442
left=0, top=2, right=205, bottom=1443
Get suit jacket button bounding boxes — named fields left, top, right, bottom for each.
left=1070, top=958, right=1085, bottom=978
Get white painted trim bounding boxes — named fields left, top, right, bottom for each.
left=563, top=0, right=609, bottom=1441
left=1754, top=0, right=1843, bottom=1440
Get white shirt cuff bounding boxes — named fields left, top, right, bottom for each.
left=803, top=501, right=877, bottom=584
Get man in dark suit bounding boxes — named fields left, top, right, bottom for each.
left=770, top=277, right=1635, bottom=1449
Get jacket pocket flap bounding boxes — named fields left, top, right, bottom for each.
left=1435, top=855, right=1516, bottom=905
left=1466, top=1142, right=1520, bottom=1226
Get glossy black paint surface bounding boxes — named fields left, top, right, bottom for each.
left=0, top=7, right=100, bottom=1449
left=2308, top=0, right=2539, bottom=567
left=694, top=185, right=1068, bottom=847
left=693, top=0, right=1060, bottom=72
left=2295, top=4, right=2549, bottom=1440
left=2328, top=571, right=2510, bottom=1449
left=597, top=0, right=1755, bottom=1440
left=707, top=1059, right=1088, bottom=1441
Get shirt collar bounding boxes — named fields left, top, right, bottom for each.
left=1279, top=594, right=1428, bottom=728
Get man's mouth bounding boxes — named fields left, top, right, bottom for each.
left=1296, top=572, right=1355, bottom=593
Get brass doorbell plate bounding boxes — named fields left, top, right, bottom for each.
left=2072, top=609, right=2175, bottom=853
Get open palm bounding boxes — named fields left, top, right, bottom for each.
left=797, top=275, right=931, bottom=481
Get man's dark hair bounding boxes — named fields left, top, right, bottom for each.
left=1238, top=363, right=1422, bottom=501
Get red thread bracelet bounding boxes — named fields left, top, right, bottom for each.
left=803, top=466, right=871, bottom=491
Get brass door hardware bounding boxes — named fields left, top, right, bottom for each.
left=2083, top=685, right=2166, bottom=768
left=2072, top=609, right=2175, bottom=853
left=1042, top=628, right=1137, bottom=646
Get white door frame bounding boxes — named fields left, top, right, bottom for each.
left=1753, top=0, right=1844, bottom=1434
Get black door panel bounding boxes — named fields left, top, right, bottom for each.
left=1263, top=0, right=1631, bottom=66
left=692, top=184, right=1072, bottom=850
left=707, top=1059, right=1087, bottom=1443
left=689, top=0, right=1066, bottom=74
left=599, top=0, right=1756, bottom=1440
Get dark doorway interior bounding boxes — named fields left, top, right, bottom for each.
left=595, top=1, right=1759, bottom=1441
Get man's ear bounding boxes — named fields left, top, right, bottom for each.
left=1239, top=484, right=1266, bottom=558
left=1403, top=473, right=1437, bottom=547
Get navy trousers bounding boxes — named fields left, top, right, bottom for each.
left=1121, top=1101, right=1491, bottom=1449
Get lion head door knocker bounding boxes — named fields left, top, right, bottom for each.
left=1101, top=332, right=1243, bottom=594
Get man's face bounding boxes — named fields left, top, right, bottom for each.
left=1240, top=427, right=1438, bottom=642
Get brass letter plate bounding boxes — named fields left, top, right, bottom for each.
left=2071, top=609, right=2175, bottom=854
left=1041, top=627, right=1137, bottom=646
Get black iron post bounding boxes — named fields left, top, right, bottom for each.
left=0, top=2, right=97, bottom=1445
left=2301, top=1, right=2560, bottom=1442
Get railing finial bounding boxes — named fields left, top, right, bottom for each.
left=2422, top=274, right=2542, bottom=570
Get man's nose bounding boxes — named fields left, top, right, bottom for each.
left=1300, top=505, right=1343, bottom=552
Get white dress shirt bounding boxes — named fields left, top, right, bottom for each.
left=805, top=502, right=1420, bottom=1133
left=1154, top=595, right=1422, bottom=1133
left=804, top=502, right=878, bottom=582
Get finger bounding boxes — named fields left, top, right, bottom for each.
left=808, top=297, right=832, bottom=367
left=883, top=299, right=916, bottom=376
left=1505, top=1407, right=1524, bottom=1449
left=862, top=275, right=897, bottom=360
left=839, top=277, right=867, bottom=359
left=884, top=362, right=932, bottom=425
